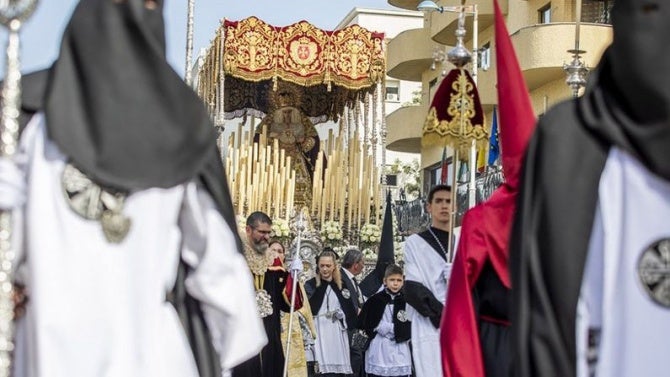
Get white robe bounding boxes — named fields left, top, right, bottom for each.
left=577, top=148, right=670, bottom=377
left=1, top=114, right=266, bottom=377
left=313, top=286, right=352, bottom=375
left=403, top=234, right=449, bottom=377
left=365, top=300, right=412, bottom=376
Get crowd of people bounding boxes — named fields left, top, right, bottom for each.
left=0, top=0, right=667, bottom=376
left=229, top=183, right=457, bottom=377
left=238, top=211, right=416, bottom=377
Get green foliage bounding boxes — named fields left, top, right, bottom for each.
left=385, top=158, right=420, bottom=199
left=400, top=89, right=422, bottom=107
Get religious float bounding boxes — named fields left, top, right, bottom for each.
left=195, top=16, right=393, bottom=270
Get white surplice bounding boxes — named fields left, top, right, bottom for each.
left=403, top=234, right=450, bottom=377
left=365, top=300, right=412, bottom=377
left=312, top=285, right=352, bottom=375
left=577, top=148, right=670, bottom=377
left=2, top=114, right=266, bottom=377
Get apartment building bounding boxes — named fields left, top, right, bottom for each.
left=385, top=0, right=614, bottom=192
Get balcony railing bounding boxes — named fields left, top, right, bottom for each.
left=581, top=0, right=614, bottom=24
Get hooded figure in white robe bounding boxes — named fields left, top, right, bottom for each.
left=510, top=1, right=670, bottom=376
left=0, top=0, right=265, bottom=376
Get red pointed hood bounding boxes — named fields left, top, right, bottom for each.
left=494, top=0, right=535, bottom=187
left=440, top=3, right=537, bottom=376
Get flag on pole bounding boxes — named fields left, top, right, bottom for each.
left=487, top=106, right=500, bottom=166
left=439, top=147, right=449, bottom=185
left=476, top=142, right=487, bottom=172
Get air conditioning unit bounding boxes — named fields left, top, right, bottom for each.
left=386, top=93, right=399, bottom=102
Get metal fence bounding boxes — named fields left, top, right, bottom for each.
left=395, top=165, right=505, bottom=236
left=581, top=0, right=614, bottom=24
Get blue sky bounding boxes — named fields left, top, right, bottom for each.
left=0, top=0, right=396, bottom=76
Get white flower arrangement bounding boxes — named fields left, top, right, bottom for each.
left=320, top=221, right=343, bottom=244
left=272, top=218, right=291, bottom=240
left=236, top=214, right=248, bottom=233
left=390, top=213, right=406, bottom=265
left=361, top=247, right=377, bottom=261
left=333, top=246, right=347, bottom=260
left=359, top=223, right=382, bottom=245
left=394, top=242, right=405, bottom=264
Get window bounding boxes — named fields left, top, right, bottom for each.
left=385, top=81, right=400, bottom=102
left=385, top=174, right=398, bottom=186
left=478, top=42, right=491, bottom=71
left=539, top=3, right=552, bottom=24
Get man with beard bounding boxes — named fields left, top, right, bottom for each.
left=402, top=184, right=452, bottom=377
left=234, top=211, right=302, bottom=377
left=0, top=0, right=265, bottom=376
left=510, top=1, right=670, bottom=376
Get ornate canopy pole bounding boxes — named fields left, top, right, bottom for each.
left=184, top=0, right=196, bottom=86
left=420, top=1, right=486, bottom=260
left=441, top=2, right=480, bottom=211
left=467, top=5, right=478, bottom=210
left=0, top=1, right=39, bottom=375
left=445, top=7, right=471, bottom=259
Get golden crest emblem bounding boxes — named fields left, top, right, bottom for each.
left=290, top=37, right=317, bottom=66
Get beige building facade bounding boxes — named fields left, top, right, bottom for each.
left=385, top=0, right=614, bottom=191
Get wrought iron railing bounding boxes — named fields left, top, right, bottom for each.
left=395, top=165, right=505, bottom=235
left=581, top=0, right=614, bottom=24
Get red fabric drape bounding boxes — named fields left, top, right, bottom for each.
left=439, top=0, right=536, bottom=376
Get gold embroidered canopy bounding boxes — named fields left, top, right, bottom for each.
left=423, top=69, right=488, bottom=159
left=197, top=16, right=386, bottom=123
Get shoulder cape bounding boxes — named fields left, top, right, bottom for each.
left=358, top=291, right=410, bottom=342
left=307, top=279, right=357, bottom=329
left=509, top=98, right=608, bottom=377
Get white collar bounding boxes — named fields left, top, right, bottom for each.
left=342, top=267, right=356, bottom=282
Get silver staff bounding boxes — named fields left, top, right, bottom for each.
left=0, top=1, right=39, bottom=375
left=282, top=212, right=304, bottom=377
left=184, top=0, right=195, bottom=86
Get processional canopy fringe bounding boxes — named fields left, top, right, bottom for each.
left=422, top=69, right=488, bottom=159
left=197, top=16, right=386, bottom=125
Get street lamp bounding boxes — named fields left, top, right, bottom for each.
left=417, top=0, right=443, bottom=13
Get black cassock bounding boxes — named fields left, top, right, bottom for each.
left=357, top=289, right=410, bottom=343
left=510, top=49, right=670, bottom=376
left=233, top=268, right=291, bottom=377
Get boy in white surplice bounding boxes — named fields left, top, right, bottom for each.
left=358, top=264, right=412, bottom=377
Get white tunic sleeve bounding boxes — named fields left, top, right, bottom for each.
left=403, top=236, right=422, bottom=284
left=178, top=175, right=267, bottom=370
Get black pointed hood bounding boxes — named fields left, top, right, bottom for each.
left=360, top=191, right=395, bottom=297
left=44, top=0, right=215, bottom=191
left=581, top=0, right=670, bottom=180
